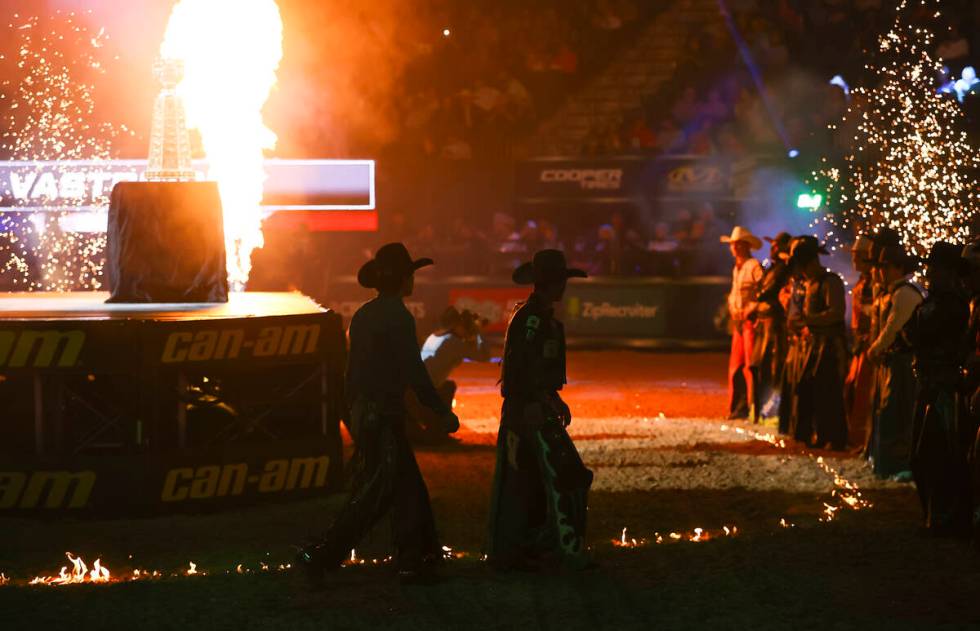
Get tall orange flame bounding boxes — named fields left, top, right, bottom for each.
left=160, top=0, right=283, bottom=289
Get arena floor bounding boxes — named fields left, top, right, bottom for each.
left=2, top=352, right=979, bottom=630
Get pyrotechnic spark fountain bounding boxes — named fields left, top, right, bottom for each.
left=810, top=0, right=979, bottom=255
left=0, top=11, right=131, bottom=291
left=159, top=0, right=283, bottom=289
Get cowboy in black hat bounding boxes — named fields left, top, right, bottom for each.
left=298, top=242, right=459, bottom=583
left=868, top=241, right=923, bottom=480
left=487, top=249, right=593, bottom=571
left=785, top=236, right=849, bottom=450
left=844, top=234, right=877, bottom=450
left=751, top=232, right=793, bottom=421
left=906, top=241, right=971, bottom=536
left=777, top=237, right=807, bottom=436
left=962, top=240, right=980, bottom=544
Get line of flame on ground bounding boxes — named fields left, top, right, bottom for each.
left=612, top=525, right=739, bottom=548
left=4, top=548, right=470, bottom=587
left=719, top=423, right=873, bottom=523
left=610, top=423, right=873, bottom=549
left=1, top=422, right=876, bottom=586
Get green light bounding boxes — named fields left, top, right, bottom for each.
left=796, top=193, right=823, bottom=210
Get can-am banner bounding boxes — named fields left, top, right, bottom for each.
left=0, top=159, right=375, bottom=231
left=0, top=438, right=341, bottom=515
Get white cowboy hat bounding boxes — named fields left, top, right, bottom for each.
left=719, top=226, right=762, bottom=250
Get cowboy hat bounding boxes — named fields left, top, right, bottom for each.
left=872, top=243, right=917, bottom=273
left=720, top=226, right=762, bottom=250
left=357, top=242, right=433, bottom=289
left=765, top=232, right=792, bottom=256
left=963, top=240, right=980, bottom=268
left=923, top=241, right=968, bottom=274
left=513, top=249, right=587, bottom=285
left=786, top=235, right=829, bottom=267
left=851, top=234, right=874, bottom=259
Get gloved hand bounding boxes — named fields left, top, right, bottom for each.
left=442, top=410, right=460, bottom=434
left=554, top=397, right=572, bottom=427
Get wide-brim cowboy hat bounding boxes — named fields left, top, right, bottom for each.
left=851, top=234, right=875, bottom=261
left=785, top=235, right=829, bottom=265
left=963, top=241, right=980, bottom=268
left=357, top=242, right=433, bottom=289
left=720, top=226, right=762, bottom=250
left=922, top=241, right=968, bottom=274
left=513, top=249, right=587, bottom=285
left=872, top=243, right=917, bottom=272
left=765, top=232, right=792, bottom=255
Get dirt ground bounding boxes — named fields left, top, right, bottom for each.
left=2, top=351, right=980, bottom=630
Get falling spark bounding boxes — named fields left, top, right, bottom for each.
left=159, top=0, right=284, bottom=289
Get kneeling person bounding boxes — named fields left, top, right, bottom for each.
left=488, top=249, right=593, bottom=571
left=407, top=307, right=491, bottom=441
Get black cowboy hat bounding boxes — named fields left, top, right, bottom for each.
left=872, top=243, right=917, bottom=273
left=869, top=227, right=902, bottom=260
left=786, top=235, right=829, bottom=266
left=923, top=241, right=968, bottom=274
left=513, top=249, right=587, bottom=285
left=357, top=242, right=433, bottom=289
left=765, top=232, right=792, bottom=254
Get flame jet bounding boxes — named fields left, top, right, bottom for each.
left=160, top=0, right=284, bottom=289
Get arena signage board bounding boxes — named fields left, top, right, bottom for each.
left=516, top=156, right=736, bottom=204
left=0, top=159, right=376, bottom=231
left=516, top=157, right=645, bottom=203
left=0, top=439, right=338, bottom=514
left=321, top=277, right=729, bottom=348
left=0, top=312, right=340, bottom=374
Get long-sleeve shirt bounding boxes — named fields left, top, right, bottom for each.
left=907, top=287, right=969, bottom=379
left=851, top=273, right=874, bottom=339
left=803, top=269, right=846, bottom=332
left=421, top=332, right=491, bottom=386
left=500, top=292, right=567, bottom=401
left=346, top=293, right=449, bottom=415
left=728, top=257, right=763, bottom=322
left=869, top=276, right=923, bottom=357
left=756, top=260, right=790, bottom=320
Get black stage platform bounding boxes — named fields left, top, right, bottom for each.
left=0, top=292, right=346, bottom=515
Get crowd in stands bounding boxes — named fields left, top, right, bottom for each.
left=377, top=205, right=732, bottom=278
left=585, top=0, right=979, bottom=157
left=389, top=0, right=647, bottom=162
left=251, top=0, right=980, bottom=288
